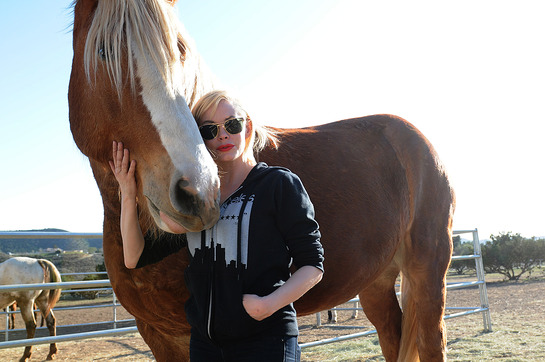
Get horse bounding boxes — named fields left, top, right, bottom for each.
left=3, top=302, right=17, bottom=329
left=327, top=302, right=359, bottom=324
left=69, top=1, right=454, bottom=361
left=0, top=257, right=62, bottom=361
left=3, top=302, right=43, bottom=329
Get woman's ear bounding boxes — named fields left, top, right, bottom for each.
left=245, top=116, right=253, bottom=139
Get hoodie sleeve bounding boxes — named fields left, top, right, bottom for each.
left=134, top=231, right=187, bottom=268
left=274, top=170, right=324, bottom=272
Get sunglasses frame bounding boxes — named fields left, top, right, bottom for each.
left=198, top=117, right=245, bottom=140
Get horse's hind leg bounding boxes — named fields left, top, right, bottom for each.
left=402, top=227, right=451, bottom=361
left=18, top=300, right=36, bottom=362
left=9, top=303, right=16, bottom=329
left=358, top=265, right=402, bottom=362
left=35, top=296, right=58, bottom=360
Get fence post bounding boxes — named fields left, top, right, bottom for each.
left=3, top=312, right=8, bottom=341
left=113, top=292, right=118, bottom=329
left=472, top=229, right=492, bottom=331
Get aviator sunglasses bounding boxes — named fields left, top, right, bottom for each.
left=198, top=117, right=245, bottom=140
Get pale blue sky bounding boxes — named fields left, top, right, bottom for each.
left=1, top=1, right=544, bottom=240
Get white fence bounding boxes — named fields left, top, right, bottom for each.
left=0, top=229, right=491, bottom=352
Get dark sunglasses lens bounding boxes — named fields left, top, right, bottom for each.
left=225, top=118, right=243, bottom=134
left=199, top=125, right=217, bottom=140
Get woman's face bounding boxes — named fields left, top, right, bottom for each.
left=198, top=100, right=251, bottom=164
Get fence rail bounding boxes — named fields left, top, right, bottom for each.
left=0, top=229, right=491, bottom=352
left=304, top=228, right=492, bottom=349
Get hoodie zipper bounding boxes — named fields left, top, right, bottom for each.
left=207, top=234, right=215, bottom=341
left=203, top=175, right=256, bottom=342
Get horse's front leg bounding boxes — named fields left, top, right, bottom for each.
left=18, top=301, right=36, bottom=362
left=137, top=319, right=191, bottom=361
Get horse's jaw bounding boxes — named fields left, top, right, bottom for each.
left=144, top=188, right=220, bottom=233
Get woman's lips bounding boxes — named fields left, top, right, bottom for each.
left=217, top=144, right=234, bottom=152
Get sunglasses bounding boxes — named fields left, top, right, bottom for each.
left=198, top=117, right=245, bottom=140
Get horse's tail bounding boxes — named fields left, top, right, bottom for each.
left=397, top=273, right=420, bottom=362
left=38, top=259, right=62, bottom=318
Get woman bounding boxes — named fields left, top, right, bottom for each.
left=110, top=90, right=324, bottom=361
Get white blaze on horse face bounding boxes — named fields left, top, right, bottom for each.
left=132, top=41, right=220, bottom=230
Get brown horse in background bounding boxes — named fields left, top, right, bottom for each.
left=69, top=1, right=454, bottom=361
left=4, top=302, right=42, bottom=329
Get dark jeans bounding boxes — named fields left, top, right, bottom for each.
left=190, top=330, right=301, bottom=362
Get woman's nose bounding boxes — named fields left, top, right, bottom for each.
left=217, top=124, right=229, bottom=139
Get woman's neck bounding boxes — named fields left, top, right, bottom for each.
left=217, top=159, right=256, bottom=204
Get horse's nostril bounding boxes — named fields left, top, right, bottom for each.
left=172, top=178, right=199, bottom=215
left=178, top=179, right=190, bottom=188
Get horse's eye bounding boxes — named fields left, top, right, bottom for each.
left=98, top=47, right=106, bottom=60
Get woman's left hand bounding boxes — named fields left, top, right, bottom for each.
left=242, top=294, right=273, bottom=321
left=242, top=266, right=323, bottom=322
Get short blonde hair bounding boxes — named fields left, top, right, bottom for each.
left=192, top=90, right=279, bottom=157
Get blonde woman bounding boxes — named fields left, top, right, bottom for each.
left=111, top=90, right=323, bottom=361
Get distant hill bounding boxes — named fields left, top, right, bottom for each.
left=0, top=228, right=102, bottom=253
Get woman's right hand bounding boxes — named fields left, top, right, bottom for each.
left=109, top=141, right=137, bottom=198
left=109, top=141, right=145, bottom=269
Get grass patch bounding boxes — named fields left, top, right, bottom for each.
left=302, top=337, right=384, bottom=361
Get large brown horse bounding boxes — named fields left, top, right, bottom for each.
left=68, top=1, right=454, bottom=361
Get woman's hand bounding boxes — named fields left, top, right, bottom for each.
left=242, top=294, right=273, bottom=321
left=243, top=265, right=323, bottom=321
left=108, top=141, right=144, bottom=269
left=108, top=141, right=137, bottom=198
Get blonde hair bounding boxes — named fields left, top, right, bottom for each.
left=192, top=90, right=279, bottom=158
left=82, top=0, right=215, bottom=108
left=83, top=0, right=182, bottom=97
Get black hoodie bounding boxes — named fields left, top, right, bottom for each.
left=137, top=163, right=324, bottom=346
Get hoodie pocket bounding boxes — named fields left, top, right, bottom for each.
left=184, top=264, right=212, bottom=340
left=211, top=268, right=261, bottom=341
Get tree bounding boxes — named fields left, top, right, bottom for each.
left=481, top=232, right=544, bottom=280
left=451, top=241, right=476, bottom=275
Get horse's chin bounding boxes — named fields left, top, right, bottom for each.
left=159, top=211, right=191, bottom=233
left=147, top=200, right=216, bottom=233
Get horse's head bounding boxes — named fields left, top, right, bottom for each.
left=68, top=0, right=219, bottom=232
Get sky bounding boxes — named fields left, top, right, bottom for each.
left=1, top=1, right=543, bottom=240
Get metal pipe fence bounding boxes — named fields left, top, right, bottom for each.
left=0, top=229, right=491, bottom=352
left=0, top=231, right=138, bottom=350
left=0, top=279, right=137, bottom=347
left=304, top=228, right=492, bottom=349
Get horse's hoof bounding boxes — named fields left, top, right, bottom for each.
left=47, top=354, right=57, bottom=360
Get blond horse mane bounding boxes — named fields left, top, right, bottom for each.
left=83, top=0, right=213, bottom=106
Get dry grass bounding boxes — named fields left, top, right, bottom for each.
left=301, top=272, right=545, bottom=361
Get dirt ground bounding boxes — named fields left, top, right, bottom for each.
left=0, top=275, right=543, bottom=361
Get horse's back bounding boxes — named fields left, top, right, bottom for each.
left=0, top=257, right=46, bottom=285
left=263, top=114, right=452, bottom=236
